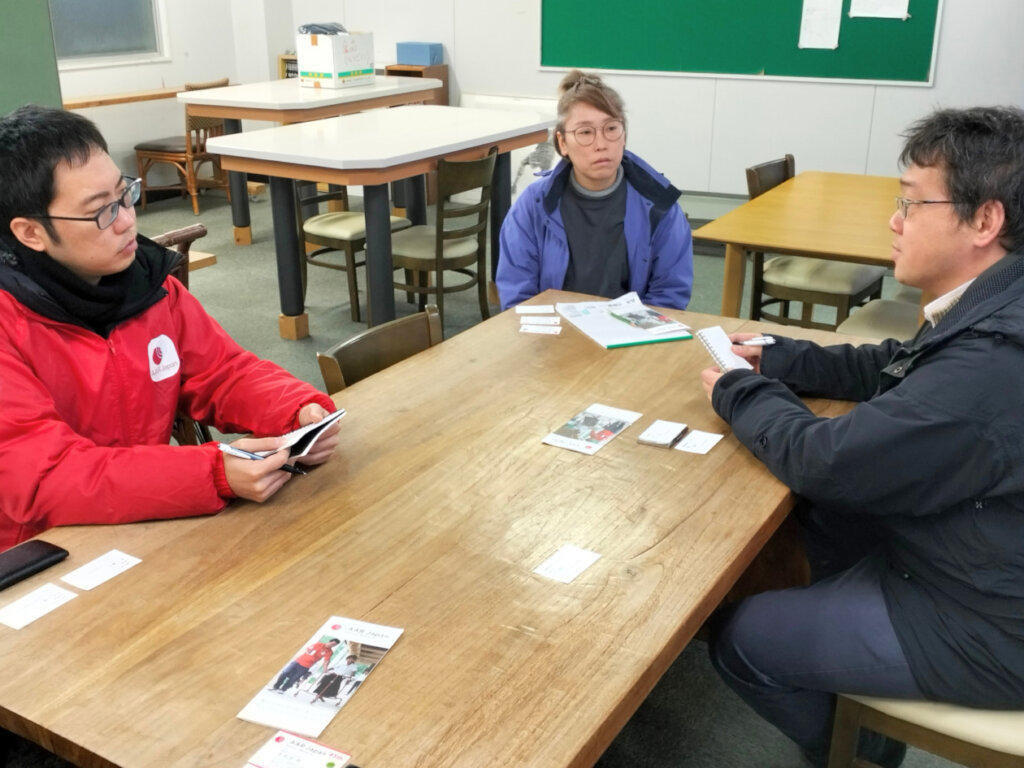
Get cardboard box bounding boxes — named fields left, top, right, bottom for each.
left=297, top=31, right=375, bottom=89
left=396, top=41, right=443, bottom=66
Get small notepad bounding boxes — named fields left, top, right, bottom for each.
left=696, top=326, right=753, bottom=372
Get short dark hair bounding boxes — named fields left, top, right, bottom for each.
left=900, top=106, right=1024, bottom=253
left=0, top=104, right=108, bottom=237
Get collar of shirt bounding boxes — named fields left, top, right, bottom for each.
left=923, top=278, right=975, bottom=326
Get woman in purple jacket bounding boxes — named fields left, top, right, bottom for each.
left=497, top=70, right=693, bottom=310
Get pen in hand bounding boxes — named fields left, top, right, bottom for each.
left=735, top=336, right=776, bottom=347
left=216, top=442, right=307, bottom=475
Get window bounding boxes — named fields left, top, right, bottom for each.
left=49, top=0, right=164, bottom=62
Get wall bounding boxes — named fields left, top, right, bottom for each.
left=59, top=0, right=1024, bottom=195
left=57, top=0, right=279, bottom=173
left=453, top=0, right=1024, bottom=195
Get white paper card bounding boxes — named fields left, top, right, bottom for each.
left=520, top=324, right=562, bottom=335
left=516, top=304, right=555, bottom=314
left=520, top=315, right=560, bottom=325
left=0, top=583, right=77, bottom=630
left=637, top=420, right=688, bottom=447
left=674, top=430, right=725, bottom=455
left=61, top=549, right=141, bottom=591
left=799, top=0, right=843, bottom=49
left=245, top=730, right=351, bottom=768
left=534, top=544, right=601, bottom=584
left=849, top=0, right=909, bottom=18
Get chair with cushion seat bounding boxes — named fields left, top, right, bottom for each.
left=316, top=305, right=443, bottom=395
left=152, top=224, right=214, bottom=446
left=836, top=282, right=925, bottom=341
left=836, top=299, right=922, bottom=341
left=135, top=78, right=231, bottom=216
left=296, top=184, right=411, bottom=322
left=747, top=155, right=887, bottom=331
left=390, top=148, right=498, bottom=329
left=828, top=693, right=1024, bottom=767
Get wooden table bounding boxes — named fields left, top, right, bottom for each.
left=207, top=105, right=551, bottom=338
left=692, top=171, right=900, bottom=317
left=0, top=291, right=858, bottom=768
left=176, top=76, right=443, bottom=246
left=63, top=86, right=183, bottom=110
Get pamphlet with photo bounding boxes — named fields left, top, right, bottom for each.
left=237, top=615, right=403, bottom=737
left=542, top=403, right=642, bottom=455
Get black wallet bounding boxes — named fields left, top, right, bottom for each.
left=0, top=539, right=69, bottom=591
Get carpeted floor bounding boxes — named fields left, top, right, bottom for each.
left=3, top=190, right=954, bottom=768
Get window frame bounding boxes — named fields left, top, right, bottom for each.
left=52, top=0, right=171, bottom=71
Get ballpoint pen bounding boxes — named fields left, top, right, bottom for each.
left=735, top=336, right=776, bottom=347
left=216, top=442, right=307, bottom=475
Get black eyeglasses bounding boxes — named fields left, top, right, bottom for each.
left=894, top=196, right=958, bottom=219
left=34, top=176, right=142, bottom=230
left=561, top=120, right=625, bottom=146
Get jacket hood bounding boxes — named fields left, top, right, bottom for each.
left=541, top=149, right=681, bottom=216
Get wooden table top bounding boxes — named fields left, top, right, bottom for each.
left=178, top=76, right=444, bottom=124
left=0, top=292, right=857, bottom=768
left=694, top=171, right=900, bottom=266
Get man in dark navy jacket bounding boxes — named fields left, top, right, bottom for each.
left=700, top=106, right=1024, bottom=767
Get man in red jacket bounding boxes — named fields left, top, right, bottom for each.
left=0, top=105, right=341, bottom=550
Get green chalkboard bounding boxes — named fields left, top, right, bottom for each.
left=541, top=0, right=939, bottom=83
left=0, top=0, right=63, bottom=115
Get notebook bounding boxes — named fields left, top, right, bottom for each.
left=695, top=326, right=753, bottom=372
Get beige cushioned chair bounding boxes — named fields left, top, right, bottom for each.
left=390, top=148, right=497, bottom=329
left=837, top=284, right=924, bottom=341
left=297, top=184, right=411, bottom=322
left=747, top=155, right=887, bottom=331
left=829, top=693, right=1024, bottom=767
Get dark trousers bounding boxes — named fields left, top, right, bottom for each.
left=273, top=660, right=311, bottom=691
left=708, top=507, right=924, bottom=767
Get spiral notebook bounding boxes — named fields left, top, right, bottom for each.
left=696, top=326, right=753, bottom=372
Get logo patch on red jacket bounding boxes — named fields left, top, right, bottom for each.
left=147, top=335, right=180, bottom=382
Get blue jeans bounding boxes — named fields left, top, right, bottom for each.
left=709, top=510, right=924, bottom=766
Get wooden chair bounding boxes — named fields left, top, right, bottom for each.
left=316, top=305, right=443, bottom=395
left=296, top=184, right=411, bottom=322
left=747, top=155, right=886, bottom=331
left=828, top=694, right=1024, bottom=767
left=152, top=224, right=214, bottom=446
left=134, top=78, right=231, bottom=216
left=390, top=148, right=497, bottom=328
left=837, top=284, right=924, bottom=341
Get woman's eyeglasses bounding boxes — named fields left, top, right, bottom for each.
left=561, top=120, right=625, bottom=146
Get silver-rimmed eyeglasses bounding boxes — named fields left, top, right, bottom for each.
left=894, top=196, right=957, bottom=219
left=561, top=120, right=625, bottom=146
left=34, top=176, right=142, bottom=230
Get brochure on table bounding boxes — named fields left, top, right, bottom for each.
left=542, top=403, right=642, bottom=455
left=556, top=292, right=692, bottom=349
left=238, top=615, right=403, bottom=737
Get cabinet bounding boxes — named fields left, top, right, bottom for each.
left=384, top=64, right=449, bottom=106
left=278, top=54, right=298, bottom=79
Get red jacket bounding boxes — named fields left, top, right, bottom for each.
left=0, top=274, right=334, bottom=550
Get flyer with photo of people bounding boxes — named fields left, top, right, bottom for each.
left=238, top=615, right=403, bottom=737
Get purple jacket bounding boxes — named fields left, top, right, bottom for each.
left=497, top=149, right=693, bottom=310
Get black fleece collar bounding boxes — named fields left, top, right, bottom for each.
left=0, top=234, right=179, bottom=337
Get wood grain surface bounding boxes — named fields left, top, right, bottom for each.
left=692, top=171, right=901, bottom=316
left=0, top=291, right=860, bottom=767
